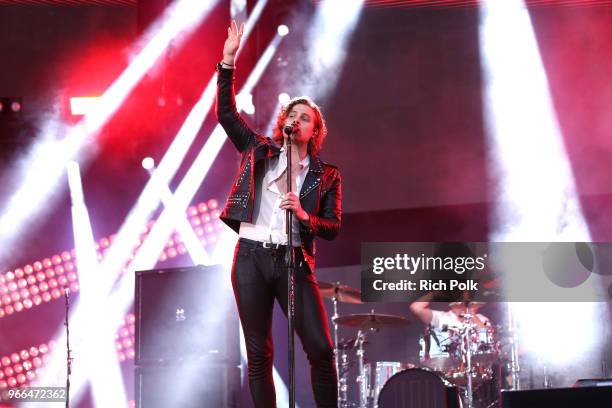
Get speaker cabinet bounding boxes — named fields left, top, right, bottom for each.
left=501, top=385, right=612, bottom=408
left=135, top=362, right=240, bottom=408
left=135, top=265, right=239, bottom=365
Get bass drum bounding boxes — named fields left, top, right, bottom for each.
left=377, top=368, right=462, bottom=408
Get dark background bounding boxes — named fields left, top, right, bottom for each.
left=1, top=0, right=612, bottom=406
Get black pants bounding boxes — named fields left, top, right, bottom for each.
left=231, top=238, right=338, bottom=408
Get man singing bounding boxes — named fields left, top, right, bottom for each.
left=215, top=21, right=341, bottom=407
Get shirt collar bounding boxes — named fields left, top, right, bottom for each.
left=279, top=147, right=310, bottom=169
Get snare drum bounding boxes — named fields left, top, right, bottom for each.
left=419, top=328, right=460, bottom=371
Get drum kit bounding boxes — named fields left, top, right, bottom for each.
left=319, top=281, right=513, bottom=408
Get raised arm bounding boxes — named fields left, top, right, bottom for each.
left=215, top=20, right=257, bottom=152
left=409, top=301, right=433, bottom=326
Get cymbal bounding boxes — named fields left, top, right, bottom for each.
left=318, top=281, right=362, bottom=304
left=333, top=312, right=410, bottom=329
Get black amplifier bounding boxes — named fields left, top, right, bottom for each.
left=135, top=265, right=239, bottom=365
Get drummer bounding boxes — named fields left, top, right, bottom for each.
left=409, top=299, right=490, bottom=331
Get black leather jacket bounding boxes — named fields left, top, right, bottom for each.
left=215, top=66, right=342, bottom=272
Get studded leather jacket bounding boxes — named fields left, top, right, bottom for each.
left=215, top=66, right=342, bottom=272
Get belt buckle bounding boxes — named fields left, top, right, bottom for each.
left=262, top=242, right=281, bottom=249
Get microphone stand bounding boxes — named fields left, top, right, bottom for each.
left=285, top=129, right=296, bottom=408
left=64, top=288, right=72, bottom=408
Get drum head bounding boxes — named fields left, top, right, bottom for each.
left=377, top=368, right=461, bottom=408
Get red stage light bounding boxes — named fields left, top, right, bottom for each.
left=41, top=292, right=51, bottom=302
left=30, top=286, right=39, bottom=295
left=1, top=357, right=10, bottom=367
left=4, top=367, right=13, bottom=376
left=42, top=259, right=52, bottom=268
left=7, top=282, right=16, bottom=292
left=69, top=283, right=79, bottom=292
left=22, top=360, right=32, bottom=370
left=36, top=272, right=45, bottom=282
left=29, top=348, right=38, bottom=357
left=126, top=314, right=135, bottom=324
left=167, top=248, right=177, bottom=258
left=16, top=373, right=26, bottom=384
left=13, top=365, right=23, bottom=374
left=118, top=352, right=126, bottom=362
left=24, top=265, right=33, bottom=274
left=26, top=371, right=35, bottom=381
left=61, top=251, right=71, bottom=261
left=27, top=276, right=36, bottom=285
left=48, top=279, right=58, bottom=289
left=45, top=269, right=55, bottom=279
left=1, top=295, right=10, bottom=305
left=32, top=295, right=42, bottom=305
left=65, top=261, right=74, bottom=271
left=55, top=265, right=64, bottom=275
left=5, top=272, right=14, bottom=281
left=39, top=282, right=49, bottom=292
left=10, top=293, right=20, bottom=302
left=7, top=376, right=17, bottom=387
left=23, top=299, right=33, bottom=309
left=33, top=262, right=43, bottom=272
left=32, top=357, right=42, bottom=368
left=208, top=199, right=218, bottom=209
left=20, top=350, right=29, bottom=360
left=14, top=269, right=24, bottom=278
left=187, top=206, right=198, bottom=216
left=0, top=286, right=6, bottom=295
left=198, top=203, right=208, bottom=213
left=67, top=272, right=77, bottom=282
left=38, top=344, right=48, bottom=354
left=51, top=289, right=61, bottom=299
left=19, top=289, right=29, bottom=298
left=17, top=279, right=27, bottom=288
left=58, top=276, right=68, bottom=286
left=0, top=380, right=7, bottom=388
left=13, top=302, right=23, bottom=312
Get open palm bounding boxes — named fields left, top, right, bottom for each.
left=223, top=20, right=244, bottom=58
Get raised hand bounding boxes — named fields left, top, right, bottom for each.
left=222, top=20, right=244, bottom=64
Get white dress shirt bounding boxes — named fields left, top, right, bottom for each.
left=239, top=148, right=310, bottom=246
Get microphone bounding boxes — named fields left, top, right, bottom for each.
left=284, top=122, right=299, bottom=137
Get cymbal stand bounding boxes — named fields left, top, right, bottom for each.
left=355, top=329, right=368, bottom=408
left=507, top=303, right=521, bottom=390
left=460, top=314, right=475, bottom=408
left=331, top=290, right=348, bottom=407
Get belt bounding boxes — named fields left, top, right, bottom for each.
left=239, top=238, right=299, bottom=250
